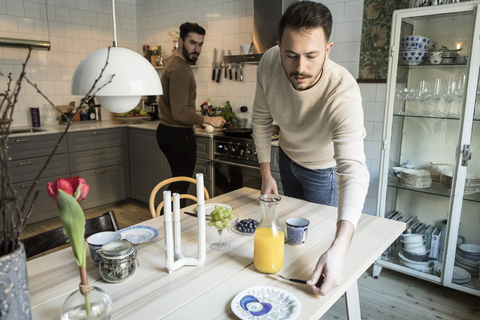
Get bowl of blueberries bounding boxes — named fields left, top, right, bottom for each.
left=233, top=218, right=259, bottom=236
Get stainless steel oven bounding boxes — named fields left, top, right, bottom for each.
left=212, top=135, right=262, bottom=196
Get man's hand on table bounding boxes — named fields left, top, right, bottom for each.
left=259, top=162, right=278, bottom=195
left=307, top=220, right=355, bottom=295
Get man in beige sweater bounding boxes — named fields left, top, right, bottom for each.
left=252, top=1, right=369, bottom=295
left=157, top=22, right=224, bottom=208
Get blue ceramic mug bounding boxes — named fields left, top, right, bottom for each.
left=286, top=217, right=310, bottom=246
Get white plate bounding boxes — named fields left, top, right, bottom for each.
left=118, top=225, right=159, bottom=244
left=231, top=286, right=301, bottom=320
left=453, top=266, right=471, bottom=280
left=196, top=203, right=232, bottom=216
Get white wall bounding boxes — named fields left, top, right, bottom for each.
left=0, top=0, right=386, bottom=215
left=0, top=0, right=137, bottom=126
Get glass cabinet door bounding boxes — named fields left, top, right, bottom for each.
left=378, top=3, right=480, bottom=295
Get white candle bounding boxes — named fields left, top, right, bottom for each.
left=164, top=190, right=172, bottom=223
left=196, top=173, right=205, bottom=205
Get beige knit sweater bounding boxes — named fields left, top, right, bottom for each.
left=252, top=46, right=369, bottom=228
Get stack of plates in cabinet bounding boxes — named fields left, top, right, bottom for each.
left=397, top=169, right=432, bottom=188
left=436, top=266, right=472, bottom=285
left=442, top=51, right=456, bottom=64
left=440, top=171, right=480, bottom=195
left=455, top=244, right=480, bottom=276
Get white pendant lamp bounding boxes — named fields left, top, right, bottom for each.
left=71, top=0, right=162, bottom=113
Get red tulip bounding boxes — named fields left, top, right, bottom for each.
left=47, top=175, right=89, bottom=203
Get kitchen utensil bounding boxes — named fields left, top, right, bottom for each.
left=216, top=50, right=224, bottom=83
left=228, top=50, right=232, bottom=80
left=235, top=65, right=238, bottom=81
left=239, top=63, right=244, bottom=82
left=212, top=48, right=217, bottom=81
left=222, top=128, right=253, bottom=138
left=270, top=273, right=324, bottom=287
left=184, top=211, right=211, bottom=221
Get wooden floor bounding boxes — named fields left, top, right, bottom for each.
left=23, top=200, right=479, bottom=320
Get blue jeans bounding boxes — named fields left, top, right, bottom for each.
left=279, top=147, right=338, bottom=207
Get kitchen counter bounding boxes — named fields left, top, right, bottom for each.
left=7, top=121, right=222, bottom=138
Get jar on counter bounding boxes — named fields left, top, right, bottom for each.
left=96, top=240, right=138, bottom=283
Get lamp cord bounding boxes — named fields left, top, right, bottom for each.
left=111, top=0, right=118, bottom=47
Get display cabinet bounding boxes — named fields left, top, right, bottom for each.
left=375, top=2, right=480, bottom=297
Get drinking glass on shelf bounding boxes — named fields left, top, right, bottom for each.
left=405, top=88, right=417, bottom=115
left=416, top=80, right=430, bottom=116
left=454, top=74, right=466, bottom=118
left=441, top=79, right=456, bottom=118
left=394, top=89, right=407, bottom=115
left=429, top=79, right=442, bottom=117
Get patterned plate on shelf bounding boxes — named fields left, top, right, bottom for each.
left=231, top=286, right=301, bottom=320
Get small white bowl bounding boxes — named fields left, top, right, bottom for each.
left=87, top=231, right=122, bottom=263
left=402, top=241, right=427, bottom=251
left=401, top=234, right=424, bottom=243
left=393, top=167, right=404, bottom=176
left=404, top=245, right=428, bottom=254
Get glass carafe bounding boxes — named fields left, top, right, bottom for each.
left=253, top=194, right=284, bottom=273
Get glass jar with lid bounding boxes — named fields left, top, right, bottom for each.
left=96, top=240, right=138, bottom=283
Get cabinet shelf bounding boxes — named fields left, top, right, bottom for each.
left=387, top=178, right=480, bottom=203
left=399, top=62, right=467, bottom=68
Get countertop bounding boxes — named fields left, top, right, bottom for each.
left=7, top=120, right=280, bottom=145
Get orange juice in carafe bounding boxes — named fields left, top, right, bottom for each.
left=254, top=228, right=284, bottom=273
left=253, top=194, right=284, bottom=273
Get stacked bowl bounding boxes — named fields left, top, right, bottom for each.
left=436, top=266, right=472, bottom=285
left=442, top=50, right=456, bottom=64
left=455, top=243, right=480, bottom=276
left=400, top=36, right=430, bottom=65
left=399, top=234, right=432, bottom=273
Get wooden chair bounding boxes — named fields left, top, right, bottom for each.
left=149, top=176, right=210, bottom=218
left=22, top=210, right=119, bottom=259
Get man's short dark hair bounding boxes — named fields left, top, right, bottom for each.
left=179, top=22, right=206, bottom=41
left=278, top=1, right=333, bottom=42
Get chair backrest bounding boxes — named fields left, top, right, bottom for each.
left=23, top=210, right=119, bottom=259
left=149, top=176, right=210, bottom=218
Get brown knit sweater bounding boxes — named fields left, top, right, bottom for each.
left=159, top=55, right=204, bottom=127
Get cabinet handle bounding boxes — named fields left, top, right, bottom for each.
left=17, top=161, right=32, bottom=166
left=15, top=139, right=29, bottom=143
left=95, top=169, right=106, bottom=174
left=93, top=151, right=105, bottom=155
left=91, top=131, right=103, bottom=135
left=20, top=183, right=33, bottom=188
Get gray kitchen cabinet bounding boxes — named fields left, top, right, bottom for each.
left=68, top=128, right=128, bottom=210
left=73, top=164, right=126, bottom=210
left=4, top=133, right=70, bottom=225
left=13, top=175, right=68, bottom=224
left=129, top=127, right=170, bottom=204
left=270, top=146, right=283, bottom=195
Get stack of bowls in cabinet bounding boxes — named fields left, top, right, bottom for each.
left=399, top=234, right=433, bottom=273
left=455, top=244, right=480, bottom=277
left=440, top=170, right=480, bottom=195
left=436, top=266, right=472, bottom=285
left=400, top=36, right=430, bottom=65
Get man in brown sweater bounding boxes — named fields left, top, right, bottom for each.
left=157, top=22, right=225, bottom=207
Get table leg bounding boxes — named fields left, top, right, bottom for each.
left=345, top=280, right=361, bottom=320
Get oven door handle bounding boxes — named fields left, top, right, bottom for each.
left=211, top=159, right=260, bottom=170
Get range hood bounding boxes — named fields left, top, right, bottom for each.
left=223, top=0, right=295, bottom=64
left=0, top=37, right=51, bottom=51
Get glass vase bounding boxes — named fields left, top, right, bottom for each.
left=253, top=194, right=284, bottom=274
left=61, top=286, right=113, bottom=320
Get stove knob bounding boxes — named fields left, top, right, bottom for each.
left=240, top=149, right=245, bottom=156
left=246, top=149, right=252, bottom=155
left=231, top=146, right=236, bottom=152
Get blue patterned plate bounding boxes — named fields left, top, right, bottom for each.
left=231, top=286, right=301, bottom=320
left=118, top=225, right=159, bottom=244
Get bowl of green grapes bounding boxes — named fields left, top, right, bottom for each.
left=206, top=204, right=238, bottom=251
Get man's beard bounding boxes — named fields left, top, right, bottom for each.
left=183, top=46, right=199, bottom=63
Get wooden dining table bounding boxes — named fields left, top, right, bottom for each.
left=27, top=187, right=405, bottom=320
